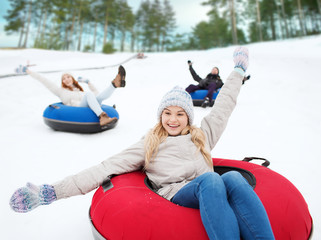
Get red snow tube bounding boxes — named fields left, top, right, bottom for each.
left=89, top=157, right=313, bottom=240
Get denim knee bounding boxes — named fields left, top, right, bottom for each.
left=197, top=172, right=226, bottom=194
left=221, top=171, right=248, bottom=189
left=199, top=172, right=221, bottom=183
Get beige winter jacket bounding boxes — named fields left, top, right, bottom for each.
left=28, top=70, right=99, bottom=106
left=54, top=70, right=244, bottom=200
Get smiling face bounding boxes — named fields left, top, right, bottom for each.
left=161, top=106, right=189, bottom=136
left=61, top=74, right=74, bottom=87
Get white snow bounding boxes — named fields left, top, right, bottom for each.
left=1, top=36, right=320, bottom=239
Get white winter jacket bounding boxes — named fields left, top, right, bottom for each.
left=28, top=70, right=99, bottom=106
left=54, top=70, right=244, bottom=200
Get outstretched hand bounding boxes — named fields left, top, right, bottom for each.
left=233, top=46, right=249, bottom=72
left=15, top=65, right=28, bottom=74
left=9, top=182, right=57, bottom=213
left=77, top=76, right=90, bottom=84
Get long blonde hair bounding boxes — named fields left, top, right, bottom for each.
left=144, top=122, right=212, bottom=168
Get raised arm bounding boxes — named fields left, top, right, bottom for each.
left=27, top=69, right=62, bottom=97
left=77, top=76, right=99, bottom=95
left=201, top=47, right=249, bottom=149
left=87, top=82, right=99, bottom=95
left=188, top=61, right=203, bottom=82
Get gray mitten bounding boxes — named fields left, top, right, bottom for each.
left=233, top=47, right=249, bottom=72
left=77, top=76, right=90, bottom=84
left=15, top=65, right=28, bottom=74
left=9, top=183, right=57, bottom=213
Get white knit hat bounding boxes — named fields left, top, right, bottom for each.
left=157, top=86, right=194, bottom=124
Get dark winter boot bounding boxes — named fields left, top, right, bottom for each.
left=112, top=65, right=126, bottom=88
left=201, top=97, right=210, bottom=108
left=99, top=112, right=117, bottom=126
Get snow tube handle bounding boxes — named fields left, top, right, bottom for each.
left=102, top=175, right=114, bottom=192
left=49, top=104, right=60, bottom=109
left=242, top=157, right=270, bottom=167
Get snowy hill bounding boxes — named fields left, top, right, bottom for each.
left=1, top=36, right=320, bottom=239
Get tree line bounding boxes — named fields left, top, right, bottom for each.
left=4, top=0, right=321, bottom=52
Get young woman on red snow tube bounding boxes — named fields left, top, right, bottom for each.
left=89, top=157, right=313, bottom=240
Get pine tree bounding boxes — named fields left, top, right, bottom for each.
left=4, top=0, right=27, bottom=47
left=162, top=0, right=176, bottom=51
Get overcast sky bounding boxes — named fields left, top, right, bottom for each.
left=0, top=0, right=211, bottom=48
left=127, top=0, right=211, bottom=33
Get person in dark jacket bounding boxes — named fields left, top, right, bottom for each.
left=185, top=61, right=224, bottom=108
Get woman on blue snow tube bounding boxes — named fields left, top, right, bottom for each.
left=16, top=64, right=126, bottom=128
left=186, top=60, right=250, bottom=108
left=10, top=47, right=275, bottom=239
left=185, top=61, right=224, bottom=108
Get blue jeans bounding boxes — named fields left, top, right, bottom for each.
left=79, top=83, right=115, bottom=116
left=171, top=171, right=275, bottom=240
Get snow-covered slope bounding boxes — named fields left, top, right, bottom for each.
left=1, top=35, right=320, bottom=239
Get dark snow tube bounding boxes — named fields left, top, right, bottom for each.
left=190, top=89, right=221, bottom=107
left=43, top=102, right=119, bottom=133
left=89, top=157, right=313, bottom=240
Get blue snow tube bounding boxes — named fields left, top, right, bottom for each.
left=43, top=102, right=119, bottom=133
left=190, top=89, right=221, bottom=107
